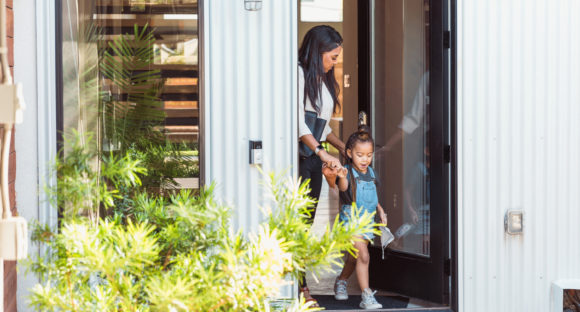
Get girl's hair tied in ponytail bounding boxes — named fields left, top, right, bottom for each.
left=357, top=125, right=370, bottom=140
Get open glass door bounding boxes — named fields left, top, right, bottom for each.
left=367, top=0, right=450, bottom=304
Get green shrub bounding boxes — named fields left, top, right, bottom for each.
left=29, top=134, right=376, bottom=311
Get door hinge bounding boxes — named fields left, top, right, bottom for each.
left=444, top=258, right=452, bottom=276
left=444, top=145, right=451, bottom=163
left=443, top=30, right=451, bottom=49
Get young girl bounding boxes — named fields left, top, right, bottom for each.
left=334, top=125, right=387, bottom=310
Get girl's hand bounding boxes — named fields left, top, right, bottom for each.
left=380, top=212, right=388, bottom=226
left=337, top=167, right=348, bottom=179
left=377, top=208, right=387, bottom=225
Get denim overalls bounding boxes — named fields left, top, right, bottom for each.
left=340, top=166, right=378, bottom=240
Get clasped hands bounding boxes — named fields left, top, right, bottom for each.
left=320, top=155, right=347, bottom=188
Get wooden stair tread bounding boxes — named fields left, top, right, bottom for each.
left=164, top=125, right=198, bottom=131
left=165, top=78, right=197, bottom=85
left=96, top=18, right=197, bottom=28
left=164, top=101, right=198, bottom=109
left=97, top=0, right=198, bottom=6
left=165, top=108, right=198, bottom=118
left=96, top=0, right=198, bottom=12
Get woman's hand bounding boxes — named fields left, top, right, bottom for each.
left=319, top=151, right=341, bottom=169
left=298, top=134, right=342, bottom=168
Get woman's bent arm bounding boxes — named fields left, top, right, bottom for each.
left=300, top=134, right=341, bottom=168
left=325, top=132, right=346, bottom=157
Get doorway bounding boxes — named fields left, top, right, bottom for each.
left=298, top=0, right=453, bottom=309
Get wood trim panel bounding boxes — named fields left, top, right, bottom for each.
left=6, top=37, right=12, bottom=67
left=4, top=3, right=17, bottom=311
left=3, top=261, right=17, bottom=312
left=6, top=7, right=13, bottom=38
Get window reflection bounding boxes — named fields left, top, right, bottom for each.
left=372, top=0, right=430, bottom=256
left=61, top=0, right=200, bottom=191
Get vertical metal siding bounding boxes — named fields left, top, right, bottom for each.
left=457, top=0, right=580, bottom=311
left=203, top=0, right=298, bottom=232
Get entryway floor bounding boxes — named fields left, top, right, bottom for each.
left=306, top=180, right=444, bottom=310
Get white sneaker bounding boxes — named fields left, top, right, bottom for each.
left=360, top=288, right=382, bottom=310
left=334, top=278, right=348, bottom=300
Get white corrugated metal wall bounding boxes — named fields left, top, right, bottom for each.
left=203, top=0, right=298, bottom=232
left=457, top=0, right=580, bottom=311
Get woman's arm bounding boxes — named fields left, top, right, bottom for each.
left=300, top=134, right=341, bottom=168
left=325, top=132, right=346, bottom=157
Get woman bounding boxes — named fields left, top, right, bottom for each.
left=297, top=25, right=346, bottom=307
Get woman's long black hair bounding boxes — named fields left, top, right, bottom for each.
left=298, top=25, right=343, bottom=114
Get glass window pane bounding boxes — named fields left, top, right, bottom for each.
left=61, top=0, right=200, bottom=192
left=372, top=0, right=430, bottom=256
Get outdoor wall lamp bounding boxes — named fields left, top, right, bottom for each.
left=244, top=0, right=262, bottom=11
left=504, top=210, right=524, bottom=235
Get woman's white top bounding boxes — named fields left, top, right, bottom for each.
left=298, top=66, right=334, bottom=142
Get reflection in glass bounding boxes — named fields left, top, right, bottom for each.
left=61, top=0, right=200, bottom=192
left=372, top=0, right=430, bottom=256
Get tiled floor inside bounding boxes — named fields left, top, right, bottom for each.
left=305, top=180, right=443, bottom=310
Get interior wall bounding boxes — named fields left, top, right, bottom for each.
left=339, top=0, right=357, bottom=143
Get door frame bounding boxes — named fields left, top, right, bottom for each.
left=450, top=0, right=458, bottom=310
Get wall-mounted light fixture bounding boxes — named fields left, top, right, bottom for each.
left=245, top=0, right=262, bottom=11
left=504, top=210, right=524, bottom=235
